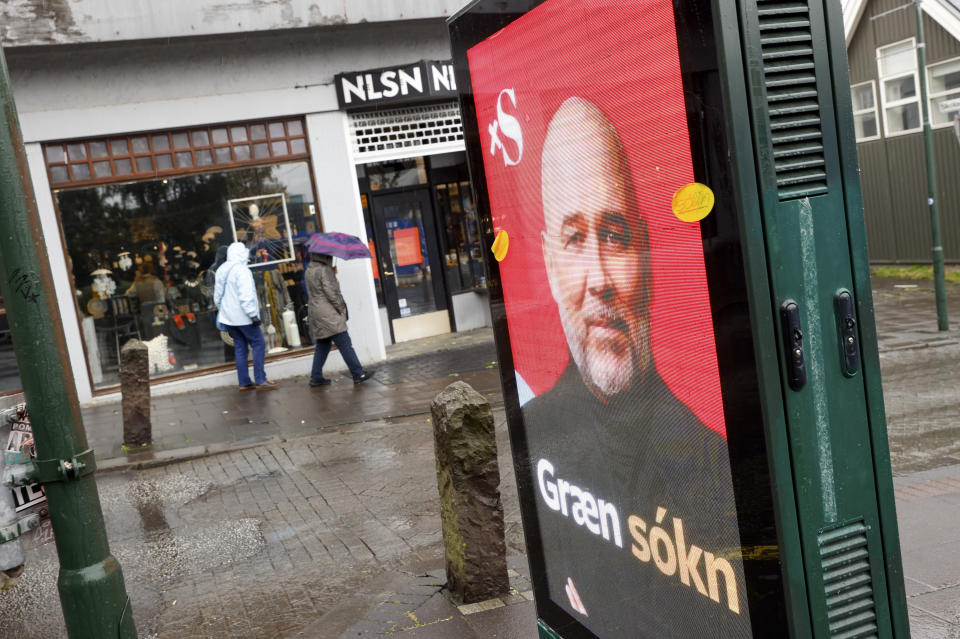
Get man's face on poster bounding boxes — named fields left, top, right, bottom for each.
left=541, top=98, right=653, bottom=402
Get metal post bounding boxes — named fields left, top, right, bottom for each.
left=916, top=1, right=950, bottom=331
left=0, top=49, right=137, bottom=638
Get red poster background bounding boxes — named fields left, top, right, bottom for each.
left=393, top=227, right=423, bottom=267
left=468, top=0, right=726, bottom=436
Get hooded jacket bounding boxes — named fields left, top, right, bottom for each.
left=214, top=242, right=260, bottom=326
left=305, top=253, right=348, bottom=340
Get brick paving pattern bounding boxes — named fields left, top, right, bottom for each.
left=82, top=329, right=501, bottom=464
left=132, top=409, right=526, bottom=638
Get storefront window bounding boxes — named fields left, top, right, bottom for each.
left=364, top=158, right=428, bottom=191
left=361, top=193, right=386, bottom=307
left=57, top=161, right=317, bottom=389
left=435, top=180, right=485, bottom=292
left=0, top=294, right=21, bottom=394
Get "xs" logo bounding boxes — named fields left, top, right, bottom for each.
left=488, top=88, right=523, bottom=167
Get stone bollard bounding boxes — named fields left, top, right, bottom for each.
left=120, top=339, right=151, bottom=447
left=431, top=381, right=509, bottom=603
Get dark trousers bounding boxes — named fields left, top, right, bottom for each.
left=311, top=331, right=363, bottom=381
left=225, top=323, right=266, bottom=387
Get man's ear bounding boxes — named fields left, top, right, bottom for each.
left=541, top=229, right=561, bottom=304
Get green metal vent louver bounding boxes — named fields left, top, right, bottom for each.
left=819, top=520, right=879, bottom=639
left=757, top=0, right=829, bottom=200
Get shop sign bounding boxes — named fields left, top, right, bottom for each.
left=335, top=60, right=457, bottom=109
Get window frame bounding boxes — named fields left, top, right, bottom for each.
left=877, top=37, right=922, bottom=137
left=851, top=80, right=881, bottom=142
left=926, top=55, right=960, bottom=129
left=43, top=117, right=311, bottom=190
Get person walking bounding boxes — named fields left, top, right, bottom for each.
left=305, top=252, right=374, bottom=386
left=214, top=242, right=278, bottom=391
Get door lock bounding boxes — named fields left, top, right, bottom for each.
left=780, top=300, right=806, bottom=391
left=834, top=289, right=860, bottom=377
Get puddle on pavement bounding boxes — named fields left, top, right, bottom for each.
left=132, top=481, right=170, bottom=534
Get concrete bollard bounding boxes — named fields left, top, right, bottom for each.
left=120, top=339, right=151, bottom=447
left=431, top=381, right=509, bottom=603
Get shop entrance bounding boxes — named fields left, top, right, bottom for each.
left=368, top=188, right=450, bottom=342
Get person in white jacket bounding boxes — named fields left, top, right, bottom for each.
left=213, top=242, right=278, bottom=390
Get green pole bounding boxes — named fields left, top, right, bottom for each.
left=916, top=1, right=950, bottom=331
left=0, top=49, right=137, bottom=637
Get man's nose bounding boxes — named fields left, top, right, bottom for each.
left=585, top=236, right=614, bottom=302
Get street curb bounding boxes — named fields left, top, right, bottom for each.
left=878, top=339, right=960, bottom=353
left=95, top=436, right=285, bottom=474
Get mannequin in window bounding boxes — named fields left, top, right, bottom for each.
left=127, top=262, right=165, bottom=304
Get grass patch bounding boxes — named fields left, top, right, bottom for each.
left=871, top=265, right=960, bottom=284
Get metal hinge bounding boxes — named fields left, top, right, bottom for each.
left=0, top=513, right=39, bottom=544
left=5, top=449, right=97, bottom=486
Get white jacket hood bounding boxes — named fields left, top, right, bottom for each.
left=214, top=242, right=259, bottom=326
left=226, top=242, right=250, bottom=264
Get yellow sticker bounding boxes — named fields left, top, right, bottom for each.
left=672, top=183, right=715, bottom=222
left=491, top=229, right=509, bottom=262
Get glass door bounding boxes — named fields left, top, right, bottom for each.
left=369, top=188, right=450, bottom=342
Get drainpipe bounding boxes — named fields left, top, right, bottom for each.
left=916, top=0, right=950, bottom=330
left=0, top=47, right=137, bottom=638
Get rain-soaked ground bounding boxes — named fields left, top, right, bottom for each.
left=873, top=279, right=960, bottom=474
left=882, top=342, right=960, bottom=473
left=4, top=281, right=960, bottom=636
left=4, top=348, right=957, bottom=637
left=0, top=411, right=525, bottom=638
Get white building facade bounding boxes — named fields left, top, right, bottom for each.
left=1, top=0, right=489, bottom=404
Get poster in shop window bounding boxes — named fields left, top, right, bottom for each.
left=467, top=1, right=751, bottom=636
left=393, top=227, right=424, bottom=267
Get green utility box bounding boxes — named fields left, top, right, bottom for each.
left=449, top=0, right=909, bottom=637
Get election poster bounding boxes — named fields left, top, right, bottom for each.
left=466, top=0, right=751, bottom=636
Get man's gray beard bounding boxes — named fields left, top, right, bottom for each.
left=559, top=312, right=650, bottom=402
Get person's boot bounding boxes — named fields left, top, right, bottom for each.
left=353, top=370, right=375, bottom=384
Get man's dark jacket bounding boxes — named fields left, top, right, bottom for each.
left=521, top=362, right=752, bottom=638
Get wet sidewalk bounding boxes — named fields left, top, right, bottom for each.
left=872, top=276, right=960, bottom=351
left=50, top=276, right=960, bottom=638
left=84, top=328, right=502, bottom=470
left=82, top=274, right=960, bottom=473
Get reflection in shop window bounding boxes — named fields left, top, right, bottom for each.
left=366, top=158, right=428, bottom=191
left=435, top=180, right=485, bottom=293
left=57, top=161, right=319, bottom=389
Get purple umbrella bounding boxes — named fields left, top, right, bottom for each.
left=304, top=232, right=373, bottom=260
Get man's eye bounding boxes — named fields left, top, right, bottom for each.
left=563, top=231, right=584, bottom=248
left=599, top=228, right=631, bottom=247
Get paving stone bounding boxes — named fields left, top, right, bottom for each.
left=456, top=598, right=505, bottom=615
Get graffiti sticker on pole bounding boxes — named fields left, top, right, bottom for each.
left=3, top=405, right=46, bottom=512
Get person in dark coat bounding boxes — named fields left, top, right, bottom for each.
left=305, top=252, right=374, bottom=386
